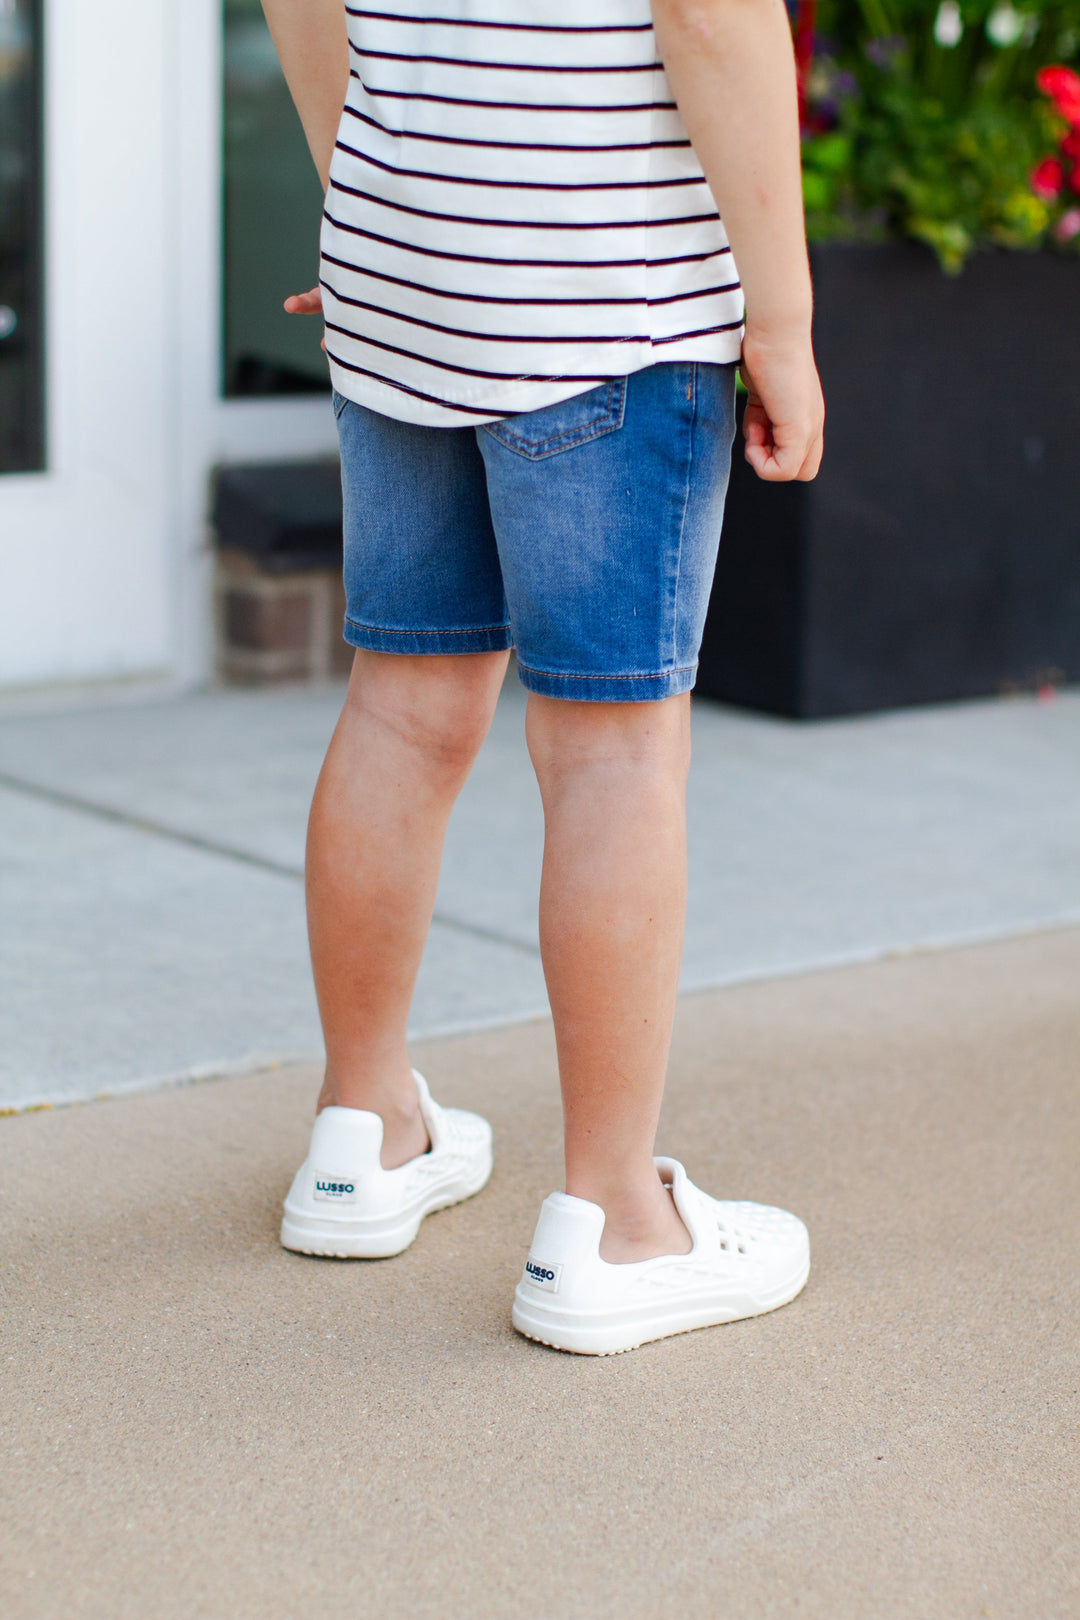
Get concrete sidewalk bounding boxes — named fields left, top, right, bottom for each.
left=2, top=926, right=1077, bottom=1619
left=2, top=677, right=1079, bottom=1108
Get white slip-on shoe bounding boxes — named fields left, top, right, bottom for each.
left=280, top=1070, right=493, bottom=1259
left=512, top=1157, right=809, bottom=1356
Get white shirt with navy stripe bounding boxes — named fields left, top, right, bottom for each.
left=322, top=0, right=745, bottom=426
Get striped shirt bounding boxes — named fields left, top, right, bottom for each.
left=322, top=1, right=744, bottom=426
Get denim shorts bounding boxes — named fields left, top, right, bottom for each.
left=334, top=361, right=737, bottom=702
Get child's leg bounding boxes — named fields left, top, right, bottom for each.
left=306, top=645, right=509, bottom=1166
left=527, top=691, right=694, bottom=1264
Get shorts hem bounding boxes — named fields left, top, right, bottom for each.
left=516, top=660, right=698, bottom=703
left=343, top=618, right=512, bottom=656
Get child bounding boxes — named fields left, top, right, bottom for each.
left=266, top=0, right=824, bottom=1354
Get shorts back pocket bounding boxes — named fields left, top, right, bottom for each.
left=482, top=377, right=627, bottom=460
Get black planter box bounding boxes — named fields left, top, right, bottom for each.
left=696, top=242, right=1080, bottom=718
left=213, top=460, right=343, bottom=574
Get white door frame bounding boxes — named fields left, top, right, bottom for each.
left=0, top=0, right=337, bottom=695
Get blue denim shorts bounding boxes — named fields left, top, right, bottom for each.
left=334, top=361, right=737, bottom=702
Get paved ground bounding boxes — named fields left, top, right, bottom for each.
left=2, top=926, right=1077, bottom=1620
left=2, top=677, right=1078, bottom=1108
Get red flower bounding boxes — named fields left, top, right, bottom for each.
left=1061, top=128, right=1080, bottom=162
left=792, top=0, right=817, bottom=126
left=1031, top=156, right=1065, bottom=198
left=1037, top=65, right=1080, bottom=126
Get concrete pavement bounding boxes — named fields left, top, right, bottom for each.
left=2, top=677, right=1078, bottom=1108
left=2, top=675, right=1077, bottom=1615
left=2, top=926, right=1077, bottom=1619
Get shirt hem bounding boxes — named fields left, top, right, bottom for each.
left=328, top=329, right=743, bottom=428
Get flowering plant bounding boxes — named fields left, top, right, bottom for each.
left=1030, top=63, right=1080, bottom=237
left=797, top=0, right=1080, bottom=270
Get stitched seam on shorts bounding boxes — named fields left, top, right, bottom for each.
left=346, top=618, right=509, bottom=637
left=516, top=659, right=697, bottom=682
left=490, top=416, right=612, bottom=456
left=487, top=386, right=614, bottom=454
left=670, top=364, right=696, bottom=667
left=483, top=379, right=626, bottom=458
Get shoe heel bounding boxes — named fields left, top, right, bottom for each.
left=527, top=1190, right=603, bottom=1262
left=309, top=1106, right=383, bottom=1170
left=515, top=1191, right=604, bottom=1312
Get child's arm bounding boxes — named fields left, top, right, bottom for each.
left=260, top=0, right=349, bottom=318
left=260, top=0, right=349, bottom=192
left=651, top=0, right=824, bottom=481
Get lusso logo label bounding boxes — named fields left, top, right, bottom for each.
left=524, top=1257, right=562, bottom=1293
left=313, top=1172, right=358, bottom=1203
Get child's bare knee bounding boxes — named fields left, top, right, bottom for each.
left=525, top=692, right=691, bottom=785
left=345, top=649, right=506, bottom=770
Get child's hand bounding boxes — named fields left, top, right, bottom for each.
left=739, top=330, right=824, bottom=483
left=284, top=286, right=322, bottom=315
left=284, top=286, right=326, bottom=350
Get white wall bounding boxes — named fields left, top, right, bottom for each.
left=0, top=0, right=336, bottom=693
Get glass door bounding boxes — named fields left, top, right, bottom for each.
left=222, top=0, right=330, bottom=396
left=0, top=0, right=44, bottom=472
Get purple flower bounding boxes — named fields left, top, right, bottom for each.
left=864, top=34, right=906, bottom=68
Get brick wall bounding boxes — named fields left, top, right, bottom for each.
left=215, top=548, right=353, bottom=684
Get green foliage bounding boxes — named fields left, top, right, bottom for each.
left=801, top=0, right=1080, bottom=269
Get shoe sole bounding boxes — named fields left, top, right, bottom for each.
left=511, top=1251, right=810, bottom=1356
left=280, top=1158, right=492, bottom=1259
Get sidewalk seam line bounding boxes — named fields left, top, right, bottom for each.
left=0, top=769, right=542, bottom=959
